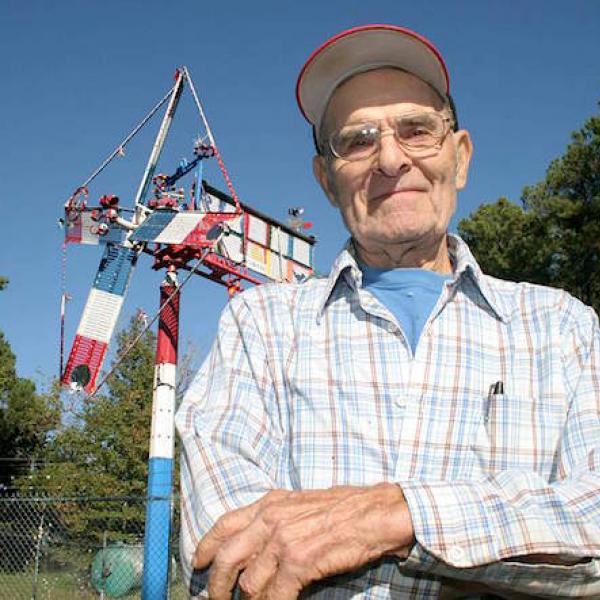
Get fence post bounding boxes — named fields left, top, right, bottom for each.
left=31, top=507, right=45, bottom=600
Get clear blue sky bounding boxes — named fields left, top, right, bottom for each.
left=2, top=0, right=599, bottom=386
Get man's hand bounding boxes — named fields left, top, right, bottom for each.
left=192, top=483, right=414, bottom=600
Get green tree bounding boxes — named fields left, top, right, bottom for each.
left=0, top=326, right=61, bottom=490
left=20, top=318, right=156, bottom=541
left=23, top=314, right=194, bottom=541
left=27, top=317, right=157, bottom=499
left=459, top=105, right=600, bottom=313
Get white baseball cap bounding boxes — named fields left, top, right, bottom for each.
left=296, top=24, right=450, bottom=129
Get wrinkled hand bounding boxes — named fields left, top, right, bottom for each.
left=192, top=483, right=414, bottom=600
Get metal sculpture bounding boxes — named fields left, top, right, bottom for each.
left=60, top=67, right=316, bottom=599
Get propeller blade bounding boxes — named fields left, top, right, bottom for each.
left=62, top=243, right=139, bottom=394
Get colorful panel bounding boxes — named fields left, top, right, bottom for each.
left=203, top=195, right=242, bottom=234
left=270, top=226, right=290, bottom=257
left=180, top=212, right=241, bottom=248
left=247, top=215, right=269, bottom=245
left=266, top=250, right=287, bottom=281
left=65, top=211, right=124, bottom=245
left=155, top=213, right=202, bottom=244
left=292, top=237, right=312, bottom=267
left=246, top=241, right=268, bottom=276
left=93, top=245, right=138, bottom=296
left=130, top=211, right=177, bottom=242
left=65, top=212, right=94, bottom=245
left=286, top=261, right=312, bottom=284
left=78, top=288, right=124, bottom=344
left=101, top=225, right=125, bottom=245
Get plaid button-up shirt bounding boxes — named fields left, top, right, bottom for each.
left=176, top=235, right=600, bottom=598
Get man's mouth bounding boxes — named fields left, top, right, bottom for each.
left=370, top=188, right=426, bottom=202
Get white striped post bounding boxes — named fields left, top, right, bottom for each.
left=142, top=270, right=180, bottom=599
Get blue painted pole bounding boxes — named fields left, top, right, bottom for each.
left=195, top=161, right=203, bottom=210
left=142, top=275, right=180, bottom=599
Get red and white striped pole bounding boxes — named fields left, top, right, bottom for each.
left=142, top=267, right=180, bottom=599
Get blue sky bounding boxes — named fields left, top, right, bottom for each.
left=2, top=0, right=599, bottom=386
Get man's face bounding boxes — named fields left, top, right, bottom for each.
left=313, top=68, right=472, bottom=261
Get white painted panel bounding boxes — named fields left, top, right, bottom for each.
left=204, top=193, right=236, bottom=213
left=219, top=232, right=244, bottom=263
left=155, top=213, right=201, bottom=243
left=247, top=215, right=268, bottom=245
left=227, top=214, right=243, bottom=234
left=270, top=227, right=290, bottom=256
left=267, top=252, right=286, bottom=281
left=292, top=237, right=311, bottom=267
left=78, top=289, right=124, bottom=343
left=80, top=213, right=100, bottom=245
left=149, top=363, right=176, bottom=459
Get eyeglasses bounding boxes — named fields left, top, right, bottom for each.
left=326, top=111, right=454, bottom=162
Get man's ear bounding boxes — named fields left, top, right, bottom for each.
left=453, top=130, right=473, bottom=190
left=312, top=155, right=338, bottom=207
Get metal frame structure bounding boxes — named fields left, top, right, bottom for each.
left=59, top=68, right=315, bottom=599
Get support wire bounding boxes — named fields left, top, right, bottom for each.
left=87, top=240, right=219, bottom=399
left=74, top=84, right=177, bottom=194
left=183, top=67, right=242, bottom=212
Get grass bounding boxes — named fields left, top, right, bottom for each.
left=0, top=571, right=189, bottom=599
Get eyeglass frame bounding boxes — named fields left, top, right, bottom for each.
left=321, top=109, right=456, bottom=162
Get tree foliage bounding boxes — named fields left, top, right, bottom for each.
left=0, top=332, right=61, bottom=491
left=26, top=317, right=158, bottom=498
left=18, top=314, right=195, bottom=540
left=459, top=105, right=600, bottom=314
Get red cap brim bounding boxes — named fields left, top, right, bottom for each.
left=296, top=24, right=450, bottom=127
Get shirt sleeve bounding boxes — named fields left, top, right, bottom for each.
left=175, top=292, right=284, bottom=595
left=398, top=305, right=600, bottom=597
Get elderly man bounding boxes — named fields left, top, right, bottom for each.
left=175, top=25, right=600, bottom=599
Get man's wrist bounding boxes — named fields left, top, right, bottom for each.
left=371, top=483, right=415, bottom=557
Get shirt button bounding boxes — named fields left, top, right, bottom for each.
left=448, top=545, right=466, bottom=564
left=406, top=292, right=414, bottom=298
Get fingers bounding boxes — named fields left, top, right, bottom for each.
left=193, top=490, right=290, bottom=569
left=207, top=558, right=243, bottom=600
left=238, top=546, right=278, bottom=597
left=206, top=520, right=268, bottom=600
left=204, top=506, right=282, bottom=599
left=193, top=486, right=373, bottom=598
left=193, top=508, right=252, bottom=569
left=265, top=572, right=303, bottom=600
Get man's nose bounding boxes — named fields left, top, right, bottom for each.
left=374, top=132, right=412, bottom=176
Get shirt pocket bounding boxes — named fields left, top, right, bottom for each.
left=472, top=393, right=565, bottom=476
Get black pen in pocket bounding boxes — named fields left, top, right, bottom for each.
left=485, top=380, right=504, bottom=423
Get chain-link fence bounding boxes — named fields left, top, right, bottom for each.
left=0, top=495, right=188, bottom=599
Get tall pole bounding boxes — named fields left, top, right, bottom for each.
left=134, top=70, right=185, bottom=208
left=142, top=268, right=180, bottom=599
left=59, top=292, right=67, bottom=379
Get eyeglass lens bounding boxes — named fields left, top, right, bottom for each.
left=330, top=112, right=447, bottom=160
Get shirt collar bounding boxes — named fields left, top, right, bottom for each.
left=317, top=234, right=515, bottom=323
